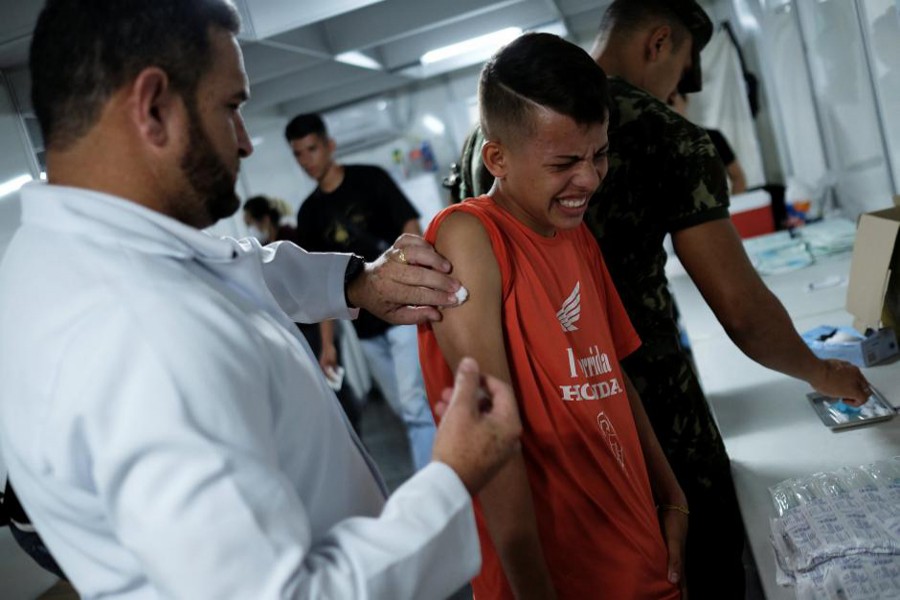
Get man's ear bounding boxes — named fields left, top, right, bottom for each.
left=646, top=25, right=672, bottom=62
left=481, top=139, right=508, bottom=179
left=327, top=137, right=337, bottom=154
left=130, top=67, right=182, bottom=149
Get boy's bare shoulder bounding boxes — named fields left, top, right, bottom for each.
left=433, top=208, right=491, bottom=247
left=432, top=207, right=501, bottom=289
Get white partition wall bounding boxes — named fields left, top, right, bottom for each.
left=751, top=0, right=895, bottom=218
left=0, top=70, right=37, bottom=265
left=861, top=0, right=900, bottom=194
left=794, top=0, right=894, bottom=217
left=0, top=69, right=60, bottom=600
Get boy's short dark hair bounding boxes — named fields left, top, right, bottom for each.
left=479, top=32, right=610, bottom=145
left=30, top=0, right=241, bottom=151
left=284, top=113, right=328, bottom=143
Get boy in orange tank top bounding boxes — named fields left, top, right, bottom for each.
left=418, top=33, right=688, bottom=599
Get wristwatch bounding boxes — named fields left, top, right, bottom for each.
left=343, top=254, right=366, bottom=308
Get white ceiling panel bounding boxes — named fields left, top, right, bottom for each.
left=247, top=61, right=395, bottom=111
left=0, top=0, right=619, bottom=120
left=321, top=0, right=524, bottom=53
left=236, top=0, right=386, bottom=39
left=377, top=0, right=560, bottom=70
left=267, top=23, right=332, bottom=55
left=241, top=42, right=320, bottom=84
left=0, top=35, right=30, bottom=70
left=277, top=72, right=410, bottom=117
left=0, top=2, right=42, bottom=42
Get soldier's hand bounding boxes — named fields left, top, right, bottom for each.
left=431, top=357, right=522, bottom=495
left=809, top=359, right=871, bottom=406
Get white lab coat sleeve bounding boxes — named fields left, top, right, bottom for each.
left=60, top=301, right=479, bottom=600
left=230, top=236, right=358, bottom=323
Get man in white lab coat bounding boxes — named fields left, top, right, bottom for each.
left=0, top=1, right=522, bottom=598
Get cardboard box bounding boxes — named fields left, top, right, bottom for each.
left=801, top=325, right=898, bottom=367
left=846, top=195, right=900, bottom=336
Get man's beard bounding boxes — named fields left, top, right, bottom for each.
left=178, top=108, right=240, bottom=228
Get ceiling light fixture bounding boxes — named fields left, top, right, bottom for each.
left=421, top=27, right=522, bottom=65
left=335, top=51, right=383, bottom=70
left=0, top=174, right=33, bottom=198
left=422, top=114, right=446, bottom=135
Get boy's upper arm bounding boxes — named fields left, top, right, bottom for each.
left=430, top=211, right=512, bottom=384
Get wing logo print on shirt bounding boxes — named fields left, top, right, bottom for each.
left=556, top=281, right=581, bottom=332
left=597, top=411, right=626, bottom=470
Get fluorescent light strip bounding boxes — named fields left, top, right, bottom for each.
left=335, top=51, right=382, bottom=70
left=421, top=27, right=522, bottom=65
left=0, top=174, right=33, bottom=198
left=423, top=114, right=445, bottom=135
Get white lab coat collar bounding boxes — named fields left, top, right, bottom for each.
left=19, top=181, right=237, bottom=263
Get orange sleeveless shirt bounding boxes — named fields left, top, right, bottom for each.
left=419, top=197, right=679, bottom=599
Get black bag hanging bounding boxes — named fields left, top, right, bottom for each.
left=722, top=21, right=761, bottom=118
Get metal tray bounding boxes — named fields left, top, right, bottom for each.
left=807, top=387, right=896, bottom=430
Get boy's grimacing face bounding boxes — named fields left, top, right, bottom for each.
left=492, top=108, right=609, bottom=236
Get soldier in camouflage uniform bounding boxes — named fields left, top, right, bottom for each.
left=587, top=1, right=870, bottom=598
left=458, top=1, right=871, bottom=597
left=585, top=71, right=744, bottom=597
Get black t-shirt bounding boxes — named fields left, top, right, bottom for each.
left=704, top=128, right=736, bottom=166
left=296, top=164, right=419, bottom=339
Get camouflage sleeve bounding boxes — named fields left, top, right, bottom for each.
left=663, top=122, right=731, bottom=232
left=458, top=126, right=495, bottom=200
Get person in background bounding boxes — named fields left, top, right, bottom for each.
left=0, top=1, right=523, bottom=598
left=420, top=32, right=687, bottom=599
left=587, top=1, right=871, bottom=597
left=242, top=194, right=296, bottom=243
left=286, top=113, right=437, bottom=471
left=668, top=91, right=747, bottom=194
left=243, top=194, right=363, bottom=434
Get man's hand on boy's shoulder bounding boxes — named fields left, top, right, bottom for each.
left=346, top=234, right=464, bottom=324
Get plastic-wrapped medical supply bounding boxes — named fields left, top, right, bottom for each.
left=795, top=555, right=900, bottom=600
left=769, top=458, right=900, bottom=598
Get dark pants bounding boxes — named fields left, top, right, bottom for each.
left=4, top=480, right=66, bottom=580
left=296, top=322, right=362, bottom=434
left=623, top=345, right=746, bottom=600
left=10, top=524, right=67, bottom=580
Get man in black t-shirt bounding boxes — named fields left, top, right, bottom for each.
left=286, top=113, right=436, bottom=472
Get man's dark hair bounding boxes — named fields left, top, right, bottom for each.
left=284, top=113, right=328, bottom=143
left=243, top=195, right=281, bottom=225
left=596, top=0, right=713, bottom=93
left=30, top=0, right=241, bottom=151
left=597, top=0, right=698, bottom=53
left=479, top=32, right=610, bottom=144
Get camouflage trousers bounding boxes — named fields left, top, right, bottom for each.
left=623, top=343, right=747, bottom=599
left=622, top=342, right=730, bottom=490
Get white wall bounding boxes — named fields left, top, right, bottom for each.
left=0, top=70, right=37, bottom=263
left=234, top=66, right=483, bottom=233
left=0, top=70, right=60, bottom=600
left=732, top=0, right=897, bottom=219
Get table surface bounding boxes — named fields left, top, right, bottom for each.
left=668, top=252, right=900, bottom=600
